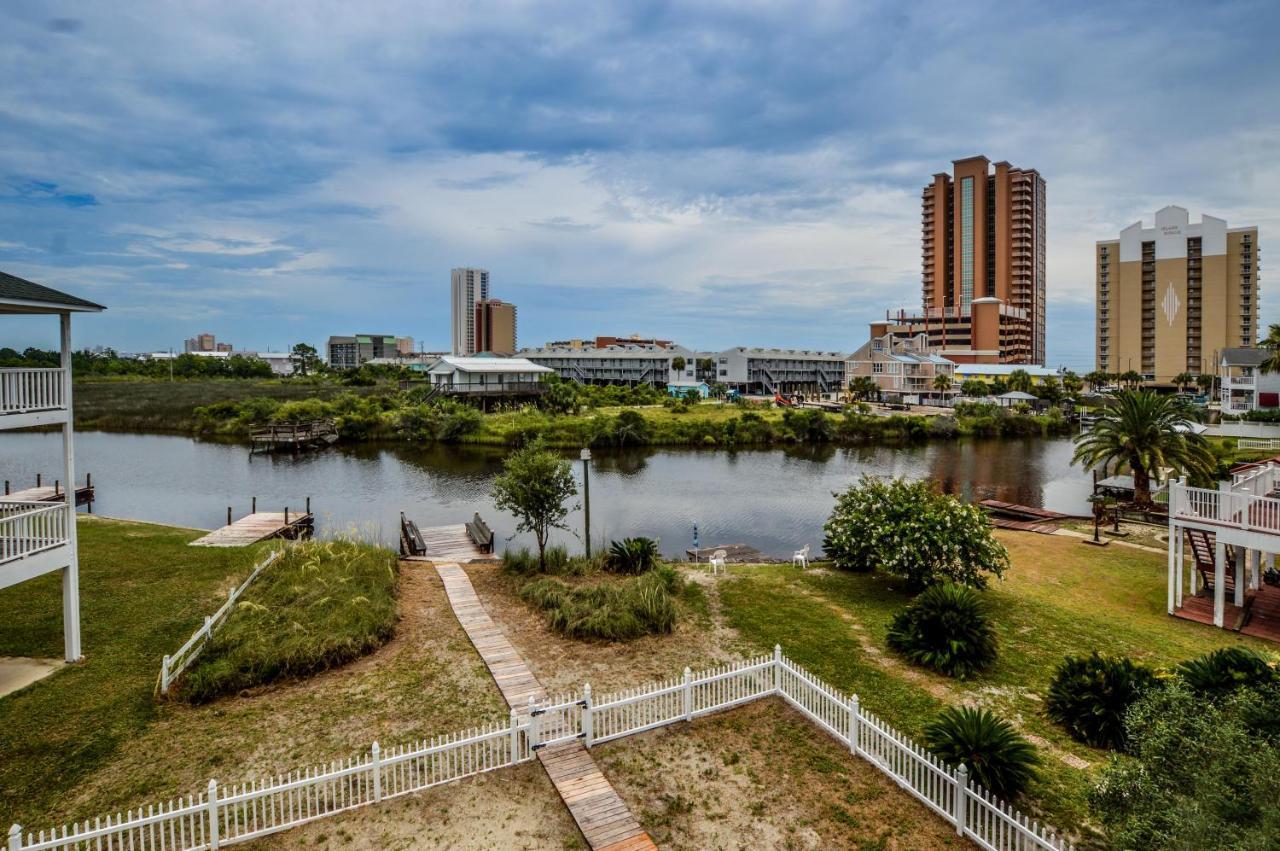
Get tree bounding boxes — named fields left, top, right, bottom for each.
left=1061, top=370, right=1084, bottom=398
left=1083, top=370, right=1108, bottom=391
left=1260, top=322, right=1280, bottom=374
left=696, top=357, right=715, bottom=377
left=932, top=373, right=953, bottom=395
left=1006, top=369, right=1033, bottom=394
left=1035, top=375, right=1063, bottom=405
left=1120, top=370, right=1143, bottom=388
left=1196, top=373, right=1215, bottom=396
left=1072, top=389, right=1216, bottom=507
left=290, top=343, right=322, bottom=376
left=961, top=379, right=989, bottom=398
left=492, top=440, right=578, bottom=569
left=849, top=375, right=878, bottom=401
left=1172, top=372, right=1195, bottom=393
left=822, top=476, right=1010, bottom=591
left=670, top=356, right=687, bottom=373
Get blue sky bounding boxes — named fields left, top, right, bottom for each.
left=1, top=1, right=1278, bottom=371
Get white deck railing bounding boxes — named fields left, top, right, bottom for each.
left=1172, top=479, right=1280, bottom=535
left=0, top=368, right=66, bottom=415
left=0, top=501, right=70, bottom=565
left=1238, top=438, right=1280, bottom=451
left=5, top=649, right=1074, bottom=851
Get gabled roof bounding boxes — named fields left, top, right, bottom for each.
left=1221, top=347, right=1268, bottom=367
left=428, top=356, right=552, bottom=374
left=0, top=270, right=105, bottom=313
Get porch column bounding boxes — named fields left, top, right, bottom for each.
left=1214, top=541, right=1226, bottom=628
left=1250, top=550, right=1261, bottom=590
left=1167, top=521, right=1177, bottom=615
left=1235, top=548, right=1247, bottom=608
left=1175, top=527, right=1184, bottom=608
left=60, top=312, right=82, bottom=662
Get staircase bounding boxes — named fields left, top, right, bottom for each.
left=1184, top=528, right=1237, bottom=596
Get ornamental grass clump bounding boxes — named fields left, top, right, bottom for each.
left=925, top=706, right=1039, bottom=800
left=519, top=566, right=679, bottom=640
left=823, top=475, right=1009, bottom=590
left=1046, top=652, right=1156, bottom=750
left=886, top=583, right=998, bottom=678
left=606, top=537, right=659, bottom=574
left=179, top=538, right=399, bottom=703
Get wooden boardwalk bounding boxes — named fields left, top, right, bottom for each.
left=416, top=524, right=490, bottom=563
left=189, top=512, right=313, bottom=547
left=434, top=563, right=655, bottom=851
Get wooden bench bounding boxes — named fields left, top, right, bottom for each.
left=400, top=512, right=427, bottom=557
left=465, top=513, right=494, bottom=553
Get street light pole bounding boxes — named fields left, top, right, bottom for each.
left=580, top=448, right=592, bottom=558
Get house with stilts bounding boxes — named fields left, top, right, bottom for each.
left=1, top=272, right=104, bottom=662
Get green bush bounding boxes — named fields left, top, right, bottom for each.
left=1046, top=652, right=1156, bottom=750
left=502, top=544, right=588, bottom=576
left=606, top=537, right=659, bottom=574
left=886, top=583, right=997, bottom=678
left=1177, top=647, right=1278, bottom=696
left=179, top=539, right=399, bottom=702
left=924, top=706, right=1039, bottom=799
left=438, top=404, right=483, bottom=442
left=611, top=409, right=651, bottom=447
left=519, top=567, right=679, bottom=640
left=823, top=475, right=1009, bottom=590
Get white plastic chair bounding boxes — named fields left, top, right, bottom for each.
left=792, top=544, right=810, bottom=569
left=709, top=549, right=727, bottom=575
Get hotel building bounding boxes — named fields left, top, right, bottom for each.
left=887, top=155, right=1046, bottom=364
left=1095, top=206, right=1259, bottom=382
left=474, top=299, right=517, bottom=355
left=450, top=267, right=490, bottom=355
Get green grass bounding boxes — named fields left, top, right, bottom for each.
left=178, top=538, right=399, bottom=702
left=715, top=532, right=1276, bottom=835
left=0, top=518, right=265, bottom=827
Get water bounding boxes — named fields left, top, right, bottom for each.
left=2, top=431, right=1092, bottom=558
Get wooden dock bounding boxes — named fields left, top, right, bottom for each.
left=249, top=420, right=338, bottom=454
left=401, top=520, right=493, bottom=563
left=684, top=543, right=781, bottom=564
left=979, top=499, right=1083, bottom=534
left=3, top=474, right=94, bottom=507
left=189, top=511, right=313, bottom=547
left=435, top=563, right=656, bottom=851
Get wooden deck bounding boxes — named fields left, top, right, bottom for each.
left=3, top=482, right=94, bottom=507
left=434, top=563, right=655, bottom=851
left=1174, top=584, right=1280, bottom=643
left=416, top=524, right=490, bottom=563
left=189, top=512, right=313, bottom=547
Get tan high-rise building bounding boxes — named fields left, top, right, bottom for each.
left=475, top=299, right=517, bottom=355
left=1096, top=206, right=1259, bottom=382
left=908, top=155, right=1047, bottom=364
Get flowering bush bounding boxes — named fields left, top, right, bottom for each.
left=822, top=475, right=1009, bottom=591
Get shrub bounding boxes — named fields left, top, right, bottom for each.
left=519, top=568, right=679, bottom=640
left=823, top=475, right=1009, bottom=590
left=437, top=404, right=483, bottom=441
left=179, top=539, right=399, bottom=703
left=1046, top=652, right=1157, bottom=750
left=606, top=537, right=659, bottom=574
left=886, top=583, right=997, bottom=678
left=924, top=707, right=1039, bottom=800
left=1177, top=646, right=1278, bottom=696
left=611, top=409, right=651, bottom=447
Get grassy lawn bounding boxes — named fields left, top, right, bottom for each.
left=714, top=530, right=1275, bottom=838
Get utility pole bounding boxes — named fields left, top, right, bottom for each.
left=580, top=448, right=592, bottom=558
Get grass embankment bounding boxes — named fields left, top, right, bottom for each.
left=73, top=378, right=386, bottom=433
left=178, top=539, right=399, bottom=703
left=712, top=532, right=1274, bottom=836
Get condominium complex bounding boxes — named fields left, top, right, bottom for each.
left=184, top=332, right=232, bottom=353
left=326, top=334, right=414, bottom=370
left=886, top=156, right=1046, bottom=364
left=450, top=267, right=490, bottom=355
left=475, top=299, right=517, bottom=355
left=1095, top=206, right=1259, bottom=382
left=845, top=330, right=956, bottom=402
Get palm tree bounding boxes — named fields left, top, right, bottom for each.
left=1083, top=370, right=1108, bottom=392
left=1061, top=370, right=1084, bottom=398
left=1006, top=369, right=1033, bottom=394
left=1260, top=323, right=1280, bottom=374
left=961, top=379, right=988, bottom=398
left=849, top=375, right=878, bottom=401
left=1120, top=370, right=1142, bottom=388
left=932, top=373, right=953, bottom=397
left=1172, top=372, right=1195, bottom=393
left=1072, top=389, right=1216, bottom=507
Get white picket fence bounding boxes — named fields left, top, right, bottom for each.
left=7, top=649, right=1073, bottom=850
left=158, top=549, right=282, bottom=695
left=1238, top=437, right=1280, bottom=450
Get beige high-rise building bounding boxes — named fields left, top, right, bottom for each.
left=475, top=299, right=517, bottom=355
left=1096, top=206, right=1259, bottom=382
left=451, top=267, right=489, bottom=355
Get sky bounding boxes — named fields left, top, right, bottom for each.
left=1, top=1, right=1278, bottom=371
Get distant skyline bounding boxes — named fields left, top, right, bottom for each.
left=2, top=1, right=1278, bottom=372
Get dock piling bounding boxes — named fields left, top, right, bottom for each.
left=86, top=472, right=91, bottom=489
left=54, top=480, right=60, bottom=496
left=252, top=496, right=257, bottom=513
left=285, top=507, right=290, bottom=526
left=4, top=481, right=8, bottom=496
left=306, top=496, right=311, bottom=514
left=227, top=506, right=233, bottom=526
left=36, top=473, right=41, bottom=488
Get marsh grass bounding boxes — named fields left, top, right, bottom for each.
left=519, top=566, right=680, bottom=640
left=177, top=538, right=399, bottom=702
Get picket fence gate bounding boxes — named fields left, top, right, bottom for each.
left=158, top=549, right=282, bottom=695
left=8, top=648, right=1073, bottom=851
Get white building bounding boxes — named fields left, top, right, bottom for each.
left=1220, top=348, right=1280, bottom=415
left=522, top=343, right=692, bottom=386
left=450, top=267, right=489, bottom=356
left=1, top=271, right=105, bottom=662
left=426, top=355, right=552, bottom=396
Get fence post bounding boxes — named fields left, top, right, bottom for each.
left=207, top=779, right=220, bottom=850
left=528, top=697, right=540, bottom=751
left=582, top=683, right=594, bottom=747
left=682, top=667, right=693, bottom=721
left=371, top=741, right=382, bottom=803
left=8, top=824, right=22, bottom=851
left=509, top=708, right=520, bottom=761
left=161, top=654, right=171, bottom=695
left=848, top=694, right=859, bottom=754
left=773, top=644, right=782, bottom=694
left=953, top=764, right=968, bottom=837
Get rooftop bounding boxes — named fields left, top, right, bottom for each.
left=1221, top=347, right=1269, bottom=367
left=429, top=356, right=552, bottom=374
left=0, top=270, right=105, bottom=314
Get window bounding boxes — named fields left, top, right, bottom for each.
left=872, top=362, right=884, bottom=373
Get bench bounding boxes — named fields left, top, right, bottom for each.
left=399, top=512, right=427, bottom=557
left=466, top=513, right=494, bottom=553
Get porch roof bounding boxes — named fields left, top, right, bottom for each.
left=0, top=271, right=105, bottom=314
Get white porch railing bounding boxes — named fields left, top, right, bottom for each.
left=1171, top=479, right=1280, bottom=534
left=1230, top=461, right=1280, bottom=497
left=0, top=501, right=70, bottom=565
left=1238, top=438, right=1280, bottom=451
left=0, top=368, right=66, bottom=415
left=6, top=649, right=1074, bottom=851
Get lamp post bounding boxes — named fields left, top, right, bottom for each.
left=580, top=448, right=592, bottom=558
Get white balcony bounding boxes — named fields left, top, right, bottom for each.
left=1224, top=373, right=1255, bottom=387
left=0, top=367, right=68, bottom=429
left=0, top=501, right=73, bottom=590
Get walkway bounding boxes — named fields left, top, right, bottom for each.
left=433, top=563, right=656, bottom=851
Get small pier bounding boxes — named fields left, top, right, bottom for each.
left=2, top=473, right=94, bottom=507
left=190, top=499, right=314, bottom=547
left=685, top=543, right=781, bottom=564
left=250, top=420, right=338, bottom=455
left=399, top=512, right=495, bottom=562
left=979, top=499, right=1081, bottom=533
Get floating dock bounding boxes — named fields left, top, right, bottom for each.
left=3, top=474, right=94, bottom=507
left=190, top=502, right=313, bottom=547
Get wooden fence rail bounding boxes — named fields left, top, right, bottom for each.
left=9, top=649, right=1073, bottom=851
